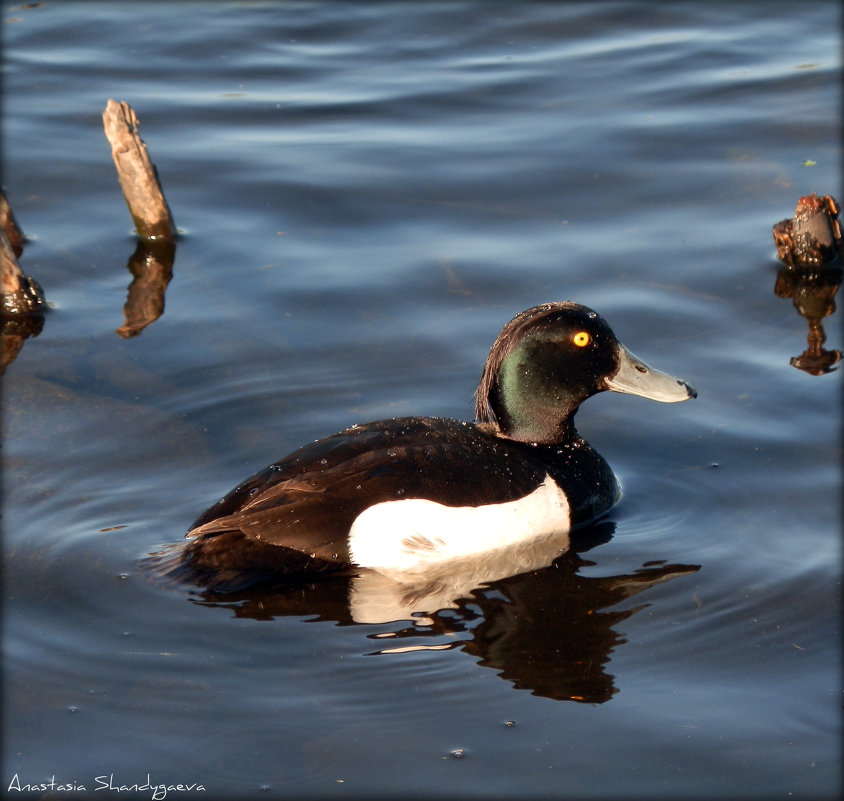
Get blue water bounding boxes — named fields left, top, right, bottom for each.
left=2, top=2, right=841, bottom=799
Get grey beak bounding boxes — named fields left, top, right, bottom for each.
left=605, top=345, right=697, bottom=402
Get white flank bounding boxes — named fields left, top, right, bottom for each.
left=348, top=474, right=570, bottom=572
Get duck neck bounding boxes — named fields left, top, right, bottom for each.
left=498, top=405, right=580, bottom=445
left=495, top=365, right=584, bottom=445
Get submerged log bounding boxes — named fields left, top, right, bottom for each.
left=772, top=194, right=843, bottom=375
left=1, top=190, right=25, bottom=256
left=1, top=228, right=45, bottom=316
left=772, top=193, right=843, bottom=268
left=102, top=99, right=176, bottom=241
left=1, top=192, right=45, bottom=371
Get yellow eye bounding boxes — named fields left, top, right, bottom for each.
left=572, top=331, right=591, bottom=348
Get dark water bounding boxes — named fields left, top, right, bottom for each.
left=2, top=2, right=841, bottom=799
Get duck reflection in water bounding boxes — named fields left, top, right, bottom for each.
left=177, top=522, right=699, bottom=704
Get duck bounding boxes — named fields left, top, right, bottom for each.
left=153, top=302, right=695, bottom=591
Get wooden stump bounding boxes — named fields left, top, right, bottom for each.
left=102, top=99, right=176, bottom=241
left=1, top=228, right=45, bottom=316
left=1, top=193, right=45, bottom=372
left=1, top=190, right=25, bottom=256
left=772, top=194, right=843, bottom=267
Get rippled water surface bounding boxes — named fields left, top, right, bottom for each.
left=2, top=2, right=841, bottom=799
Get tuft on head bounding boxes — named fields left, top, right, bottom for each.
left=474, top=301, right=596, bottom=426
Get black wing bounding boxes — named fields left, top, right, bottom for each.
left=187, top=418, right=550, bottom=560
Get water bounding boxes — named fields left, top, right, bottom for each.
left=2, top=2, right=841, bottom=799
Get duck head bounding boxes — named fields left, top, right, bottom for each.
left=475, top=302, right=696, bottom=444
